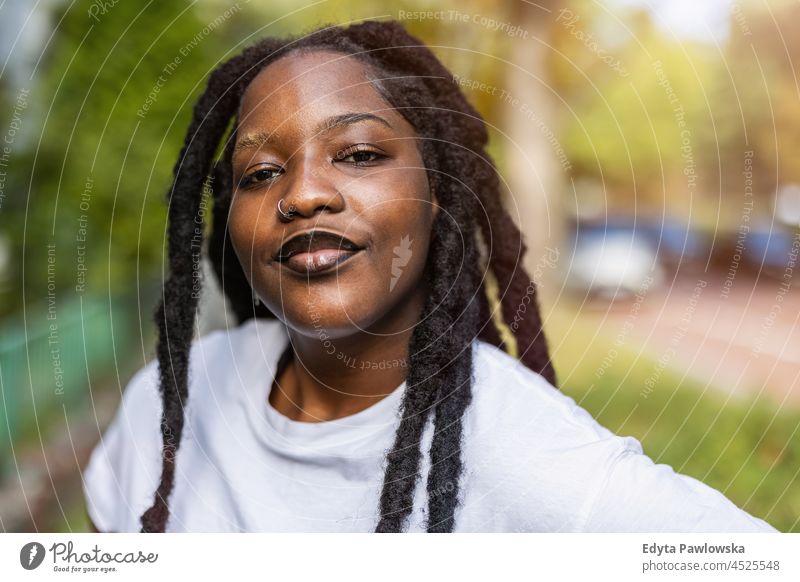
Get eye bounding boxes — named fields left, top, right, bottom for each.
left=238, top=166, right=282, bottom=189
left=334, top=144, right=387, bottom=167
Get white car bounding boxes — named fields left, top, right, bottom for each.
left=565, top=226, right=664, bottom=301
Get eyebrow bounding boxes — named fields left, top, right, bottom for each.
left=233, top=112, right=393, bottom=153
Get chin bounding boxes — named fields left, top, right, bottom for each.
left=266, top=293, right=379, bottom=340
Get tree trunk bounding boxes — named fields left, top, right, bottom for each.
left=503, top=2, right=564, bottom=291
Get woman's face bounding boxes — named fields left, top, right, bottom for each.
left=229, top=50, right=438, bottom=339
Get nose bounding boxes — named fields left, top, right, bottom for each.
left=280, top=157, right=345, bottom=220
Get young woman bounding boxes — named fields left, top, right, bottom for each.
left=83, top=20, right=776, bottom=533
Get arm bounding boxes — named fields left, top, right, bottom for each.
left=581, top=438, right=777, bottom=533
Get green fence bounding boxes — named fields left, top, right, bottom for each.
left=0, top=297, right=131, bottom=479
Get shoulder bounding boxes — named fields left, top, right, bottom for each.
left=462, top=340, right=776, bottom=532
left=462, top=340, right=627, bottom=530
left=467, top=339, right=622, bottom=454
left=82, top=357, right=163, bottom=532
left=81, top=318, right=275, bottom=532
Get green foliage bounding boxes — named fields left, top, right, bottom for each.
left=551, top=0, right=800, bottom=225
left=3, top=0, right=244, bottom=316
left=553, top=4, right=718, bottom=210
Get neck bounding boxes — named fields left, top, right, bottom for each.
left=270, top=289, right=425, bottom=422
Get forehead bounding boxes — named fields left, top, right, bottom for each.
left=237, top=50, right=403, bottom=134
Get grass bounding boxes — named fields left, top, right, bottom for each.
left=547, top=305, right=800, bottom=532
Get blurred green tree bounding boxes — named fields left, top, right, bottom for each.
left=3, top=0, right=249, bottom=318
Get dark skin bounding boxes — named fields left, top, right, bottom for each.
left=85, top=50, right=440, bottom=531
left=229, top=50, right=440, bottom=422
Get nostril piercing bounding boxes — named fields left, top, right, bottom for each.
left=277, top=199, right=296, bottom=221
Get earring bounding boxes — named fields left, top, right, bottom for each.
left=253, top=290, right=261, bottom=306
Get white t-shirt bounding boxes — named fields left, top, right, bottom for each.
left=82, top=317, right=777, bottom=533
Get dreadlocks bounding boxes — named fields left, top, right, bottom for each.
left=140, top=19, right=557, bottom=534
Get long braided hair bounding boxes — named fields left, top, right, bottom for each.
left=141, top=19, right=556, bottom=533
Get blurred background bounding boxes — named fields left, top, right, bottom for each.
left=1, top=0, right=798, bottom=532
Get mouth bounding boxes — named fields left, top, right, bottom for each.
left=275, top=229, right=365, bottom=275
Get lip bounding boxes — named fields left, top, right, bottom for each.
left=275, top=229, right=365, bottom=276
left=275, top=229, right=363, bottom=259
left=281, top=248, right=364, bottom=275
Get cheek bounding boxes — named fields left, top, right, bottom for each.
left=228, top=195, right=272, bottom=276
left=367, top=198, right=435, bottom=294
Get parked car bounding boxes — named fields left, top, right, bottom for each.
left=563, top=218, right=665, bottom=301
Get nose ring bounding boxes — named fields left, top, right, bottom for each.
left=277, top=199, right=296, bottom=221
